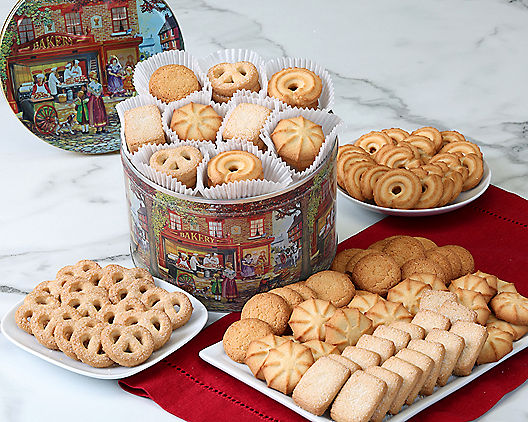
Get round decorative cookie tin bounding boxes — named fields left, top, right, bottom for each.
left=0, top=0, right=184, bottom=154
left=122, top=141, right=338, bottom=312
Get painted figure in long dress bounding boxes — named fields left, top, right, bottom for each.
left=221, top=262, right=238, bottom=302
left=240, top=253, right=255, bottom=278
left=86, top=71, right=108, bottom=133
left=106, top=55, right=125, bottom=97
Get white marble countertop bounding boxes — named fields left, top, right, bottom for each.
left=1, top=0, right=528, bottom=421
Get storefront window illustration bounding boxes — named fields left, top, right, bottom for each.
left=208, top=220, right=223, bottom=238
left=64, top=12, right=82, bottom=35
left=249, top=218, right=264, bottom=238
left=111, top=7, right=130, bottom=34
left=17, top=18, right=34, bottom=43
left=0, top=0, right=185, bottom=154
left=169, top=212, right=182, bottom=230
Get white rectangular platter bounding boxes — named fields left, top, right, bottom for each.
left=1, top=279, right=208, bottom=380
left=200, top=334, right=528, bottom=422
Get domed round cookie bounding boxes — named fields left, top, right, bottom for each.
left=344, top=249, right=378, bottom=275
left=269, top=287, right=304, bottom=308
left=401, top=258, right=450, bottom=285
left=414, top=237, right=437, bottom=251
left=434, top=246, right=463, bottom=279
left=286, top=282, right=317, bottom=300
left=304, top=271, right=356, bottom=308
left=149, top=64, right=201, bottom=103
left=381, top=235, right=426, bottom=267
left=241, top=293, right=291, bottom=335
left=367, top=235, right=401, bottom=251
left=222, top=318, right=274, bottom=363
left=351, top=252, right=401, bottom=296
left=331, top=248, right=363, bottom=273
left=442, top=245, right=475, bottom=275
left=425, top=249, right=455, bottom=282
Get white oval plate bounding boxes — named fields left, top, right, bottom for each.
left=1, top=279, right=207, bottom=380
left=338, top=160, right=491, bottom=216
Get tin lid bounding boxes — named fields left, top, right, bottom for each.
left=0, top=0, right=184, bottom=154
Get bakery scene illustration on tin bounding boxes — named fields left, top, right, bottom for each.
left=0, top=0, right=184, bottom=153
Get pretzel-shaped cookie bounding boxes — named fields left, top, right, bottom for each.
left=150, top=146, right=203, bottom=188
left=96, top=298, right=146, bottom=325
left=54, top=318, right=80, bottom=360
left=101, top=324, right=154, bottom=367
left=108, top=278, right=155, bottom=304
left=114, top=309, right=172, bottom=350
left=60, top=278, right=109, bottom=302
left=208, top=61, right=259, bottom=97
left=56, top=260, right=102, bottom=284
left=268, top=67, right=322, bottom=108
left=33, top=280, right=61, bottom=299
left=30, top=305, right=81, bottom=350
left=141, top=287, right=193, bottom=330
left=15, top=291, right=61, bottom=334
left=71, top=317, right=114, bottom=368
left=62, top=290, right=111, bottom=318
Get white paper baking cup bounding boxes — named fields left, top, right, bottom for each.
left=216, top=91, right=283, bottom=146
left=199, top=49, right=268, bottom=102
left=131, top=141, right=210, bottom=196
left=264, top=57, right=335, bottom=111
left=197, top=139, right=293, bottom=200
left=133, top=50, right=210, bottom=109
left=161, top=90, right=229, bottom=149
left=116, top=95, right=167, bottom=160
left=261, top=107, right=343, bottom=181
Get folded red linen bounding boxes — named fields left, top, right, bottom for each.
left=120, top=185, right=528, bottom=422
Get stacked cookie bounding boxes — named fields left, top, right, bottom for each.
left=337, top=127, right=485, bottom=209
left=207, top=61, right=261, bottom=103
left=220, top=235, right=527, bottom=421
left=15, top=260, right=193, bottom=368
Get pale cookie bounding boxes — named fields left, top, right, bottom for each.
left=452, top=288, right=490, bottom=325
left=395, top=348, right=434, bottom=404
left=288, top=298, right=336, bottom=341
left=101, top=324, right=154, bottom=367
left=477, top=326, right=513, bottom=365
left=149, top=64, right=201, bottom=103
left=450, top=321, right=488, bottom=376
left=96, top=298, right=147, bottom=325
left=56, top=259, right=102, bottom=283
left=473, top=270, right=498, bottom=291
left=15, top=292, right=60, bottom=335
left=491, top=292, right=528, bottom=326
left=389, top=321, right=426, bottom=340
left=327, top=354, right=361, bottom=373
left=330, top=370, right=387, bottom=422
left=60, top=277, right=109, bottom=302
left=439, top=301, right=478, bottom=325
left=114, top=309, right=172, bottom=351
left=381, top=356, right=422, bottom=415
left=262, top=340, right=314, bottom=394
left=366, top=366, right=404, bottom=422
left=450, top=274, right=496, bottom=303
left=241, top=292, right=291, bottom=335
left=268, top=287, right=304, bottom=308
left=222, top=103, right=272, bottom=150
left=170, top=102, right=222, bottom=141
left=419, top=289, right=457, bottom=313
left=356, top=334, right=395, bottom=364
left=304, top=270, right=355, bottom=307
left=71, top=317, right=114, bottom=368
left=425, top=328, right=465, bottom=386
left=407, top=339, right=445, bottom=395
left=302, top=339, right=339, bottom=361
left=124, top=104, right=165, bottom=153
left=351, top=252, right=401, bottom=296
left=292, top=356, right=351, bottom=416
left=496, top=278, right=518, bottom=294
left=365, top=300, right=413, bottom=329
left=387, top=278, right=432, bottom=315
left=99, top=265, right=154, bottom=291
left=341, top=346, right=381, bottom=370
left=30, top=305, right=81, bottom=350
left=141, top=288, right=193, bottom=330
left=222, top=318, right=274, bottom=363
left=150, top=146, right=203, bottom=188
left=61, top=290, right=111, bottom=319
left=412, top=310, right=451, bottom=335
left=285, top=282, right=317, bottom=300
left=324, top=307, right=373, bottom=351
left=33, top=280, right=61, bottom=299
left=245, top=334, right=288, bottom=380
left=408, top=273, right=448, bottom=291
left=347, top=290, right=385, bottom=313
left=373, top=325, right=411, bottom=353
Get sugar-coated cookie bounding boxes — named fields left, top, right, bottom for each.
left=352, top=252, right=401, bottom=296
left=223, top=318, right=273, bottom=363
left=241, top=292, right=291, bottom=335
left=304, top=270, right=356, bottom=307
left=149, top=64, right=201, bottom=103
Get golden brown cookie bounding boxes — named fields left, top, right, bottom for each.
left=114, top=309, right=172, bottom=351
left=386, top=279, right=432, bottom=316
left=473, top=271, right=498, bottom=291
left=288, top=298, right=336, bottom=342
left=304, top=270, right=356, bottom=307
left=285, top=282, right=317, bottom=300
left=491, top=292, right=528, bottom=326
left=208, top=61, right=259, bottom=97
left=302, top=339, right=340, bottom=361
left=347, top=290, right=385, bottom=313
left=267, top=67, right=322, bottom=109
left=271, top=116, right=325, bottom=172
left=30, top=305, right=81, bottom=350
left=241, top=292, right=291, bottom=335
left=324, top=307, right=374, bottom=351
left=401, top=258, right=450, bottom=285
left=381, top=235, right=426, bottom=267
left=365, top=300, right=413, bottom=329
left=476, top=326, right=513, bottom=365
left=71, top=317, right=114, bottom=368
left=351, top=252, right=401, bottom=296
left=449, top=274, right=496, bottom=303
left=101, top=324, right=154, bottom=367
left=150, top=146, right=203, bottom=188
left=414, top=237, right=438, bottom=250
left=344, top=249, right=377, bottom=275
left=442, top=245, right=475, bottom=275
left=222, top=318, right=274, bottom=363
left=170, top=102, right=222, bottom=141
left=268, top=287, right=304, bottom=309
left=407, top=273, right=448, bottom=291
left=373, top=168, right=422, bottom=209
left=330, top=248, right=363, bottom=273
left=486, top=314, right=528, bottom=341
left=149, top=64, right=201, bottom=103
left=434, top=246, right=463, bottom=279
left=245, top=334, right=288, bottom=380
left=207, top=150, right=264, bottom=186
left=452, top=288, right=490, bottom=325
left=141, top=288, right=193, bottom=330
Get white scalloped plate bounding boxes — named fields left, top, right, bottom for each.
left=200, top=334, right=528, bottom=422
left=1, top=279, right=207, bottom=380
left=338, top=160, right=491, bottom=217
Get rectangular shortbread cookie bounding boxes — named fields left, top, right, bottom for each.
left=373, top=324, right=411, bottom=353
left=366, top=366, right=403, bottom=422
left=124, top=104, right=165, bottom=153
left=408, top=339, right=446, bottom=395
left=438, top=301, right=478, bottom=324
left=292, top=356, right=350, bottom=416
left=382, top=356, right=422, bottom=415
left=450, top=321, right=488, bottom=376
left=425, top=328, right=466, bottom=386
left=419, top=290, right=457, bottom=313
left=330, top=370, right=387, bottom=422
left=356, top=334, right=395, bottom=364
left=342, top=346, right=381, bottom=370
left=389, top=321, right=426, bottom=340
left=412, top=310, right=451, bottom=335
left=395, top=348, right=434, bottom=405
left=327, top=354, right=361, bottom=374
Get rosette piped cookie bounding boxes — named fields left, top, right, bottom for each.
left=207, top=150, right=264, bottom=186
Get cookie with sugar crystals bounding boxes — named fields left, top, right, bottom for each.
left=341, top=345, right=381, bottom=370
left=412, top=310, right=451, bottom=335
left=222, top=318, right=273, bottom=363
left=241, top=292, right=291, bottom=335
left=352, top=252, right=401, bottom=296
left=124, top=104, right=165, bottom=153
left=419, top=289, right=457, bottom=313
left=425, top=328, right=465, bottom=386
left=450, top=320, right=488, bottom=376
left=149, top=64, right=201, bottom=103
left=407, top=339, right=445, bottom=395
left=304, top=270, right=356, bottom=308
left=285, top=282, right=317, bottom=300
left=356, top=334, right=395, bottom=364
left=395, top=348, right=434, bottom=405
left=373, top=324, right=411, bottom=353
left=381, top=356, right=422, bottom=415
left=366, top=366, right=403, bottom=422
left=268, top=287, right=303, bottom=309
left=389, top=321, right=426, bottom=340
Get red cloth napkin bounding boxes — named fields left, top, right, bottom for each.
left=119, top=185, right=528, bottom=422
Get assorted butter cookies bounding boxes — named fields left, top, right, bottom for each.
left=337, top=126, right=485, bottom=209
left=149, top=64, right=201, bottom=103
left=208, top=61, right=260, bottom=103
left=270, top=115, right=325, bottom=172
left=170, top=102, right=222, bottom=141
left=124, top=104, right=165, bottom=153
left=15, top=260, right=193, bottom=368
left=268, top=67, right=322, bottom=109
left=207, top=150, right=264, bottom=186
left=150, top=146, right=203, bottom=188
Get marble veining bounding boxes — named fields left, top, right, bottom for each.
left=1, top=0, right=527, bottom=420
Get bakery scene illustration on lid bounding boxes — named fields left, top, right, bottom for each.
left=0, top=0, right=184, bottom=154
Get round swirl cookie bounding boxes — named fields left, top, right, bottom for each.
left=207, top=150, right=264, bottom=186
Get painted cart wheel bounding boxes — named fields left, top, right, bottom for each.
left=34, top=104, right=58, bottom=135
left=177, top=273, right=194, bottom=285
